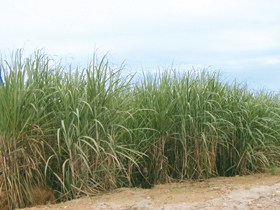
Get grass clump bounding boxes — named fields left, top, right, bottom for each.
left=1, top=49, right=280, bottom=209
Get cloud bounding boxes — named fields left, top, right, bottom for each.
left=1, top=0, right=279, bottom=88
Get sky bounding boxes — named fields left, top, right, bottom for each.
left=1, top=0, right=280, bottom=91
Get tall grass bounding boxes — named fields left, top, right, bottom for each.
left=131, top=70, right=280, bottom=185
left=1, top=49, right=280, bottom=209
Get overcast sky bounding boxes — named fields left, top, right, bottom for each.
left=1, top=0, right=280, bottom=91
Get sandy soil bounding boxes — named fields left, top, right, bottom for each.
left=16, top=172, right=280, bottom=210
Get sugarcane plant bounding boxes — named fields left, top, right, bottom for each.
left=1, top=49, right=280, bottom=210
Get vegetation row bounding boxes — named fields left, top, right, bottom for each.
left=1, top=49, right=280, bottom=209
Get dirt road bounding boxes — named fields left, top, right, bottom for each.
left=17, top=173, right=280, bottom=210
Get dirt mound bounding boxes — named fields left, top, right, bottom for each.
left=16, top=172, right=280, bottom=210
